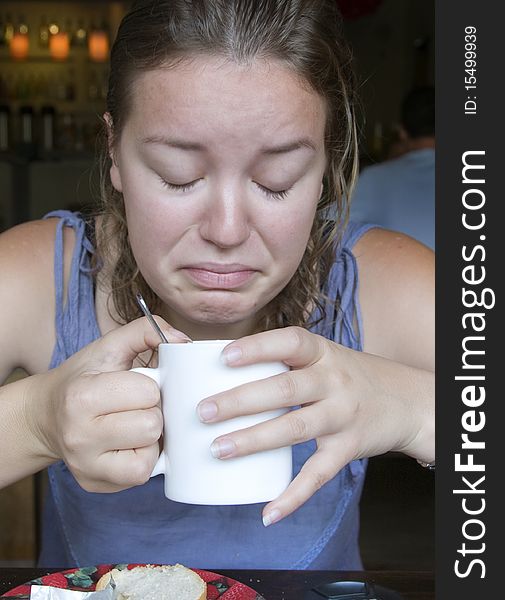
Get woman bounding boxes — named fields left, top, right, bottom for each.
left=0, top=0, right=434, bottom=569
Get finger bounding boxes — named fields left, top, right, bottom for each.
left=261, top=438, right=353, bottom=526
left=79, top=444, right=160, bottom=492
left=78, top=371, right=161, bottom=415
left=84, top=316, right=191, bottom=373
left=93, top=407, right=163, bottom=450
left=221, top=326, right=326, bottom=370
left=209, top=403, right=337, bottom=459
left=197, top=367, right=322, bottom=423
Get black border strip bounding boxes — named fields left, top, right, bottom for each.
left=436, top=2, right=500, bottom=597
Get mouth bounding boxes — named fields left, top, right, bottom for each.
left=182, top=263, right=258, bottom=290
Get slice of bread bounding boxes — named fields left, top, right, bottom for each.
left=95, top=564, right=206, bottom=600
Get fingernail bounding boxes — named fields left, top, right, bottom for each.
left=197, top=401, right=218, bottom=422
left=262, top=508, right=281, bottom=527
left=210, top=438, right=236, bottom=458
left=221, top=346, right=242, bottom=365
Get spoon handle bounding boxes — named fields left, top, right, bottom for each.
left=136, top=293, right=169, bottom=344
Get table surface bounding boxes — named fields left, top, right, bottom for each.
left=0, top=567, right=434, bottom=600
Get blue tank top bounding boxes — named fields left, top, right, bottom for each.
left=40, top=210, right=377, bottom=570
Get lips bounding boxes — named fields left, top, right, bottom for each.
left=182, top=263, right=258, bottom=289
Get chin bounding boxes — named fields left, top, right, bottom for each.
left=191, top=304, right=252, bottom=325
left=185, top=293, right=261, bottom=325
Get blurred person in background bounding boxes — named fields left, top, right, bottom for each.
left=350, top=86, right=435, bottom=250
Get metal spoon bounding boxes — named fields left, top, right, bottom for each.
left=136, top=292, right=169, bottom=344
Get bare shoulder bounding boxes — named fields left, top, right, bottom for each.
left=353, top=227, right=434, bottom=371
left=0, top=219, right=75, bottom=379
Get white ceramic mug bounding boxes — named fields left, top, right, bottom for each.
left=132, top=340, right=292, bottom=505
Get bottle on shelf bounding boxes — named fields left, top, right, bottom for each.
left=24, top=72, right=36, bottom=101
left=0, top=75, right=8, bottom=102
left=4, top=13, right=14, bottom=44
left=66, top=69, right=76, bottom=102
left=72, top=18, right=88, bottom=47
left=58, top=112, right=76, bottom=153
left=2, top=73, right=15, bottom=102
left=64, top=18, right=74, bottom=46
left=48, top=18, right=60, bottom=37
left=40, top=105, right=56, bottom=156
left=100, top=15, right=111, bottom=40
left=0, top=105, right=11, bottom=152
left=17, top=15, right=29, bottom=36
left=33, top=73, right=49, bottom=103
left=47, top=73, right=58, bottom=102
left=74, top=116, right=85, bottom=152
left=87, top=69, right=99, bottom=101
left=18, top=105, right=38, bottom=159
left=0, top=15, right=6, bottom=47
left=19, top=105, right=35, bottom=144
left=56, top=73, right=68, bottom=102
left=39, top=15, right=50, bottom=48
left=15, top=73, right=30, bottom=102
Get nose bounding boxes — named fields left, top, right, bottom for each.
left=199, top=183, right=251, bottom=248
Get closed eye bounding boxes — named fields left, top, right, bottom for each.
left=254, top=182, right=292, bottom=200
left=159, top=177, right=200, bottom=192
left=159, top=177, right=291, bottom=199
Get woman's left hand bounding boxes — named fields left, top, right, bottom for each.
left=196, top=326, right=434, bottom=526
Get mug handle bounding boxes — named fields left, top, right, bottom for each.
left=130, top=367, right=165, bottom=478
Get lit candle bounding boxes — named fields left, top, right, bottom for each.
left=88, top=30, right=109, bottom=62
left=50, top=32, right=70, bottom=61
left=10, top=33, right=29, bottom=60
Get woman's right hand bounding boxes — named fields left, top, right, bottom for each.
left=33, top=316, right=190, bottom=493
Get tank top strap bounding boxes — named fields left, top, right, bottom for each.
left=43, top=210, right=101, bottom=367
left=312, top=221, right=379, bottom=351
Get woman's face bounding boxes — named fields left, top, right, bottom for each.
left=109, top=55, right=327, bottom=338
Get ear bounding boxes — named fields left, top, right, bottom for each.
left=103, top=112, right=123, bottom=193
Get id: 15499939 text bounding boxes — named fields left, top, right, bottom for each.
left=464, top=26, right=477, bottom=115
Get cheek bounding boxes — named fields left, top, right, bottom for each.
left=120, top=180, right=188, bottom=269
left=264, top=199, right=317, bottom=269
left=125, top=206, right=190, bottom=270
left=120, top=163, right=191, bottom=236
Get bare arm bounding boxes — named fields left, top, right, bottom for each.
left=0, top=221, right=189, bottom=490
left=356, top=227, right=435, bottom=462
left=0, top=219, right=73, bottom=381
left=356, top=227, right=434, bottom=371
left=0, top=374, right=57, bottom=487
left=0, top=220, right=62, bottom=486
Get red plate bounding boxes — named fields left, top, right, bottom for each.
left=2, top=564, right=266, bottom=599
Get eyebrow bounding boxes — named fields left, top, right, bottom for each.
left=140, top=136, right=317, bottom=155
left=140, top=136, right=204, bottom=151
left=261, top=139, right=317, bottom=155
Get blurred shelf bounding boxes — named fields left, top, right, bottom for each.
left=0, top=56, right=109, bottom=65
left=0, top=56, right=76, bottom=63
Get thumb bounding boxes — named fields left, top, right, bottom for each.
left=82, top=316, right=191, bottom=372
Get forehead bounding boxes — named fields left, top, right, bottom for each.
left=125, top=55, right=326, bottom=147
